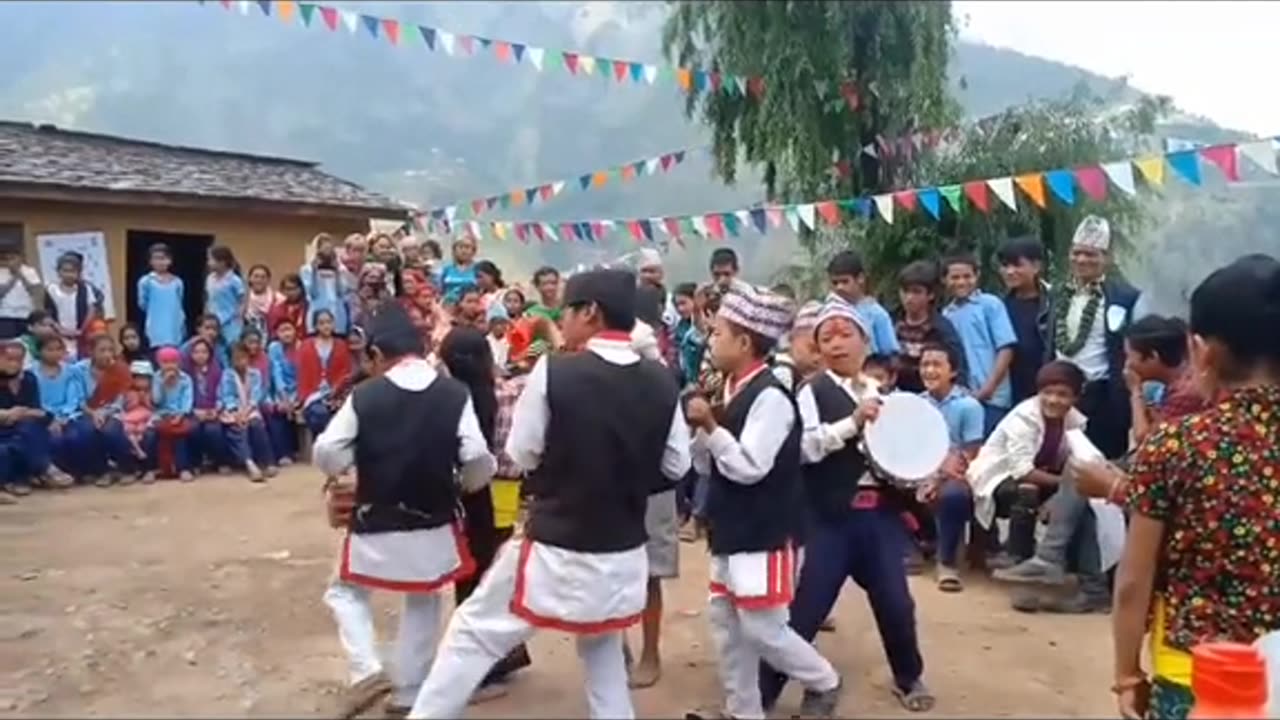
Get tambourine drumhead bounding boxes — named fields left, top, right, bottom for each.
left=864, top=392, right=951, bottom=483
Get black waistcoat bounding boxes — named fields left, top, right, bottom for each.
left=803, top=372, right=871, bottom=523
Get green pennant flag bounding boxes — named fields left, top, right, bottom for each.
left=680, top=217, right=696, bottom=236
left=939, top=184, right=964, bottom=213
left=499, top=194, right=511, bottom=210
left=298, top=2, right=316, bottom=26
left=837, top=199, right=860, bottom=214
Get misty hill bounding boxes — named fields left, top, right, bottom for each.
left=2, top=1, right=1275, bottom=303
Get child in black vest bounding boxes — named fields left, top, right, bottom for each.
left=759, top=296, right=934, bottom=714
left=686, top=282, right=841, bottom=720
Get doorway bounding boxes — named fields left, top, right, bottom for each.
left=125, top=230, right=213, bottom=339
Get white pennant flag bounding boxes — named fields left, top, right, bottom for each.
left=861, top=143, right=878, bottom=159
left=579, top=56, right=597, bottom=75
left=542, top=223, right=559, bottom=243
left=642, top=158, right=660, bottom=175
left=1101, top=161, right=1137, bottom=196
left=550, top=180, right=566, bottom=196
left=691, top=215, right=708, bottom=236
left=1237, top=140, right=1279, bottom=175
left=734, top=76, right=748, bottom=96
left=444, top=205, right=457, bottom=222
left=650, top=217, right=667, bottom=235
left=986, top=177, right=1017, bottom=210
left=526, top=47, right=546, bottom=71
left=339, top=9, right=359, bottom=33
left=872, top=195, right=894, bottom=224
left=784, top=207, right=802, bottom=233
left=438, top=31, right=455, bottom=56
left=796, top=203, right=816, bottom=230
left=237, top=0, right=251, bottom=14
left=643, top=65, right=659, bottom=85
left=467, top=221, right=481, bottom=239
left=601, top=220, right=616, bottom=238
left=734, top=210, right=751, bottom=232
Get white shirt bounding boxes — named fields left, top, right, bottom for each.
left=488, top=334, right=509, bottom=371
left=45, top=283, right=79, bottom=334
left=795, top=370, right=883, bottom=487
left=0, top=265, right=41, bottom=320
left=312, top=357, right=496, bottom=493
left=505, top=335, right=692, bottom=482
left=691, top=364, right=795, bottom=485
left=1058, top=291, right=1109, bottom=381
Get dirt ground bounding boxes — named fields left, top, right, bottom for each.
left=2, top=467, right=1116, bottom=718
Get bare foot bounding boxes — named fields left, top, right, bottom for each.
left=628, top=656, right=661, bottom=689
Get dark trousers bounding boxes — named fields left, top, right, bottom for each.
left=70, top=416, right=133, bottom=478
left=117, top=429, right=157, bottom=475
left=191, top=420, right=228, bottom=468
left=303, top=402, right=333, bottom=438
left=934, top=481, right=973, bottom=568
left=760, top=500, right=924, bottom=707
left=1079, top=378, right=1130, bottom=460
left=455, top=488, right=531, bottom=685
left=265, top=410, right=298, bottom=463
left=0, top=420, right=54, bottom=485
left=224, top=420, right=273, bottom=468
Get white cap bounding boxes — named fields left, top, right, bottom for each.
left=129, top=360, right=154, bottom=376
left=636, top=247, right=663, bottom=270
left=1071, top=215, right=1111, bottom=251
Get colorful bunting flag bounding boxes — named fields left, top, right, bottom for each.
left=1014, top=173, right=1046, bottom=209
left=1165, top=150, right=1201, bottom=186
left=963, top=181, right=990, bottom=213
left=987, top=177, right=1017, bottom=210
left=1134, top=156, right=1165, bottom=187
left=1237, top=140, right=1279, bottom=175
left=1044, top=169, right=1075, bottom=206
left=796, top=203, right=816, bottom=230
left=917, top=188, right=941, bottom=220
left=872, top=194, right=894, bottom=224
left=1101, top=161, right=1136, bottom=196
left=938, top=185, right=963, bottom=213
left=1199, top=145, right=1239, bottom=182
left=1074, top=166, right=1108, bottom=202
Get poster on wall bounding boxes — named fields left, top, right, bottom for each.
left=36, top=231, right=117, bottom=320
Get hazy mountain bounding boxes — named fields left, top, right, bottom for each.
left=2, top=1, right=1275, bottom=300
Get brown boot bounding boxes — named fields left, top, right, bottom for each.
left=338, top=671, right=391, bottom=719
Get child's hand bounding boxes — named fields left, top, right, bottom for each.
left=852, top=397, right=882, bottom=429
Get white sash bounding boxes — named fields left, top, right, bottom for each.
left=509, top=539, right=648, bottom=633
left=708, top=544, right=801, bottom=610
left=339, top=523, right=474, bottom=592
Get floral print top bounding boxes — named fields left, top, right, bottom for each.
left=1126, top=384, right=1280, bottom=652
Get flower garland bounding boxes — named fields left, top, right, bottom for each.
left=1054, top=281, right=1104, bottom=357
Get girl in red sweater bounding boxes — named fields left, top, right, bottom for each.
left=296, top=309, right=352, bottom=437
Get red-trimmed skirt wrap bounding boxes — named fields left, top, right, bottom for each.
left=708, top=543, right=804, bottom=610
left=339, top=522, right=476, bottom=593
left=509, top=538, right=649, bottom=634
left=154, top=417, right=194, bottom=478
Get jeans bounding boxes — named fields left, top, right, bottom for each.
left=265, top=410, right=298, bottom=463
left=303, top=402, right=333, bottom=438
left=70, top=416, right=133, bottom=478
left=191, top=420, right=228, bottom=468
left=933, top=480, right=973, bottom=568
left=224, top=419, right=273, bottom=468
left=981, top=403, right=1009, bottom=438
left=0, top=419, right=54, bottom=485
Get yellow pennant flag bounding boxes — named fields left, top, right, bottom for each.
left=493, top=222, right=508, bottom=241
left=1014, top=173, right=1046, bottom=209
left=276, top=0, right=294, bottom=22
left=1134, top=156, right=1165, bottom=187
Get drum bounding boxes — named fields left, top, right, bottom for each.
left=863, top=391, right=951, bottom=487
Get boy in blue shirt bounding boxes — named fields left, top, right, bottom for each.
left=917, top=342, right=984, bottom=592
left=941, top=253, right=1017, bottom=436
left=827, top=250, right=900, bottom=357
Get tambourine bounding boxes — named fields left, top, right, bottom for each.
left=862, top=392, right=951, bottom=488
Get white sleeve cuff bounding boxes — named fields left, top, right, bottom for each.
left=705, top=426, right=738, bottom=458
left=831, top=416, right=859, bottom=441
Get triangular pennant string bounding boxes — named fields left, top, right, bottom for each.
left=938, top=185, right=963, bottom=213
left=963, top=181, right=990, bottom=213
left=1014, top=173, right=1046, bottom=209
left=783, top=207, right=801, bottom=233
left=893, top=190, right=917, bottom=212
left=298, top=2, right=316, bottom=26
left=277, top=0, right=295, bottom=23
left=765, top=208, right=783, bottom=228
left=917, top=188, right=941, bottom=220
left=1199, top=145, right=1239, bottom=182
left=1237, top=140, right=1278, bottom=175
left=987, top=177, right=1017, bottom=210
left=1074, top=166, right=1108, bottom=202
left=816, top=201, right=840, bottom=226
left=1101, top=161, right=1136, bottom=195
left=381, top=18, right=400, bottom=45
left=360, top=14, right=378, bottom=38
left=1044, top=169, right=1076, bottom=206
left=796, top=203, right=817, bottom=230
left=1134, top=156, right=1165, bottom=187
left=526, top=46, right=545, bottom=71
left=749, top=208, right=767, bottom=234
left=872, top=194, right=894, bottom=224
left=1165, top=150, right=1202, bottom=186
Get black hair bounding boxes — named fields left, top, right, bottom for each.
left=474, top=260, right=504, bottom=288
left=311, top=308, right=335, bottom=325
left=423, top=239, right=443, bottom=260
left=118, top=322, right=142, bottom=344
left=1189, top=253, right=1280, bottom=378
left=919, top=341, right=961, bottom=375
left=674, top=282, right=698, bottom=300
left=56, top=251, right=83, bottom=271
left=209, top=245, right=239, bottom=274
left=148, top=242, right=173, bottom=260
left=26, top=309, right=49, bottom=327
left=503, top=286, right=526, bottom=305
left=565, top=299, right=635, bottom=333
left=826, top=250, right=865, bottom=278
left=1036, top=360, right=1086, bottom=396
left=36, top=334, right=66, bottom=352
left=863, top=353, right=894, bottom=373
left=898, top=260, right=940, bottom=292
left=635, top=285, right=665, bottom=328
left=229, top=340, right=251, bottom=358
left=457, top=284, right=482, bottom=300
left=996, top=236, right=1045, bottom=265
left=723, top=320, right=774, bottom=358
left=1125, top=315, right=1189, bottom=368
left=197, top=313, right=222, bottom=329
left=438, top=327, right=497, bottom=446
left=709, top=248, right=739, bottom=271
left=247, top=263, right=272, bottom=280
left=241, top=327, right=263, bottom=344
left=532, top=266, right=559, bottom=285
left=942, top=252, right=980, bottom=274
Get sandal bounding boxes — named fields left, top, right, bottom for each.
left=936, top=566, right=963, bottom=593
left=891, top=680, right=935, bottom=713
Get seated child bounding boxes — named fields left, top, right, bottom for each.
left=184, top=337, right=226, bottom=473
left=31, top=335, right=77, bottom=486
left=120, top=360, right=157, bottom=483
left=183, top=314, right=227, bottom=369
left=20, top=310, right=59, bottom=371
left=218, top=341, right=276, bottom=482
left=119, top=323, right=149, bottom=364
left=0, top=341, right=70, bottom=499
left=297, top=309, right=352, bottom=438
left=152, top=347, right=196, bottom=481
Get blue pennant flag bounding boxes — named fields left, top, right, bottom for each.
left=256, top=0, right=271, bottom=15
left=1044, top=169, right=1076, bottom=205
left=629, top=62, right=645, bottom=83
left=419, top=26, right=436, bottom=50
left=693, top=70, right=710, bottom=94
left=512, top=43, right=525, bottom=63
left=1165, top=150, right=1202, bottom=186
left=917, top=188, right=941, bottom=220
left=749, top=208, right=767, bottom=234
left=722, top=213, right=740, bottom=237
left=578, top=174, right=592, bottom=190
left=524, top=187, right=539, bottom=205
left=361, top=15, right=379, bottom=38
left=638, top=219, right=654, bottom=242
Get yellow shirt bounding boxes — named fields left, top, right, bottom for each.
left=1151, top=597, right=1193, bottom=687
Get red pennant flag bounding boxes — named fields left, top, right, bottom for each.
left=532, top=223, right=546, bottom=242
left=494, top=41, right=512, bottom=63
left=664, top=218, right=682, bottom=238
left=893, top=190, right=918, bottom=212
left=514, top=223, right=528, bottom=243
left=839, top=82, right=859, bottom=111
left=620, top=164, right=637, bottom=181
left=1074, top=166, right=1109, bottom=202
left=219, top=0, right=231, bottom=8
left=747, top=77, right=765, bottom=99
left=538, top=184, right=555, bottom=201
left=659, top=154, right=674, bottom=171
left=590, top=221, right=605, bottom=239
left=381, top=18, right=400, bottom=45
left=1200, top=145, right=1240, bottom=182
left=319, top=5, right=338, bottom=30
left=765, top=207, right=783, bottom=227
left=705, top=214, right=725, bottom=240
left=627, top=220, right=643, bottom=242
left=458, top=35, right=475, bottom=55
left=816, top=201, right=840, bottom=225
left=612, top=60, right=629, bottom=82
left=470, top=199, right=485, bottom=216
left=563, top=52, right=580, bottom=75
left=560, top=223, right=575, bottom=242
left=962, top=181, right=990, bottom=213
left=709, top=72, right=722, bottom=93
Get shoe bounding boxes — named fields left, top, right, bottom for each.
left=279, top=457, right=294, bottom=467
left=116, top=473, right=137, bottom=487
left=4, top=483, right=32, bottom=497
left=92, top=475, right=113, bottom=488
left=178, top=471, right=194, bottom=483
left=992, top=557, right=1066, bottom=585
left=468, top=682, right=509, bottom=705
left=1039, top=591, right=1111, bottom=615
left=246, top=462, right=264, bottom=483
left=45, top=469, right=74, bottom=489
left=936, top=564, right=964, bottom=593
left=141, top=471, right=157, bottom=485
left=985, top=550, right=1019, bottom=571
left=264, top=465, right=279, bottom=478
left=798, top=676, right=842, bottom=718
left=0, top=491, right=16, bottom=504
left=338, top=671, right=391, bottom=719
left=383, top=700, right=411, bottom=718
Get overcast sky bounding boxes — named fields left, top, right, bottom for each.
left=955, top=0, right=1278, bottom=137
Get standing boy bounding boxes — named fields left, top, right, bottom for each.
left=827, top=250, right=900, bottom=358
left=314, top=304, right=497, bottom=718
left=44, top=252, right=104, bottom=361
left=0, top=230, right=43, bottom=341
left=941, top=253, right=1017, bottom=436
left=406, top=269, right=691, bottom=719
left=526, top=266, right=562, bottom=323
left=688, top=284, right=841, bottom=720
left=708, top=248, right=739, bottom=292
left=894, top=261, right=967, bottom=394
left=997, top=237, right=1053, bottom=406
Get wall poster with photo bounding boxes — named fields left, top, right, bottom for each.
left=36, top=230, right=116, bottom=319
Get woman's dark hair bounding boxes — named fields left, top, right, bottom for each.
left=247, top=263, right=272, bottom=279
left=1189, top=253, right=1280, bottom=377
left=229, top=340, right=251, bottom=359
left=148, top=243, right=173, bottom=260
left=1125, top=315, right=1189, bottom=368
left=209, top=245, right=238, bottom=274
left=635, top=285, right=665, bottom=328
left=475, top=260, right=504, bottom=288
left=503, top=287, right=526, bottom=305
left=438, top=327, right=497, bottom=446
left=241, top=328, right=263, bottom=344
left=457, top=284, right=482, bottom=300
left=118, top=322, right=143, bottom=344
left=187, top=336, right=214, bottom=359
left=674, top=282, right=698, bottom=300
left=279, top=272, right=303, bottom=291
left=37, top=334, right=66, bottom=352
left=826, top=250, right=865, bottom=278
left=197, top=313, right=222, bottom=329
left=898, top=260, right=941, bottom=292
left=423, top=239, right=443, bottom=261
left=1036, top=360, right=1086, bottom=396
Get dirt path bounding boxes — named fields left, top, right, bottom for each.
left=1, top=468, right=1114, bottom=718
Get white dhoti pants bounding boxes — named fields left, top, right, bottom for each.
left=323, top=579, right=445, bottom=708
left=707, top=551, right=838, bottom=720
left=407, top=541, right=636, bottom=719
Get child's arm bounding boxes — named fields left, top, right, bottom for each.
left=977, top=298, right=1018, bottom=401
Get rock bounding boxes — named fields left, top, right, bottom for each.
left=17, top=571, right=40, bottom=581
left=110, top=601, right=128, bottom=611
left=261, top=550, right=291, bottom=561
left=64, top=605, right=77, bottom=614
left=184, top=651, right=198, bottom=666
left=18, top=627, right=41, bottom=641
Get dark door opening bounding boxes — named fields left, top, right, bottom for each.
left=125, top=230, right=213, bottom=340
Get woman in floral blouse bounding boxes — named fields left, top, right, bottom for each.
left=1112, top=254, right=1280, bottom=719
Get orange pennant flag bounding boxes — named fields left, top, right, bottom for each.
left=591, top=171, right=609, bottom=188
left=508, top=190, right=524, bottom=207
left=620, top=164, right=637, bottom=181
left=1014, top=173, right=1046, bottom=209
left=676, top=68, right=693, bottom=93
left=494, top=41, right=512, bottom=63
left=276, top=0, right=295, bottom=22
